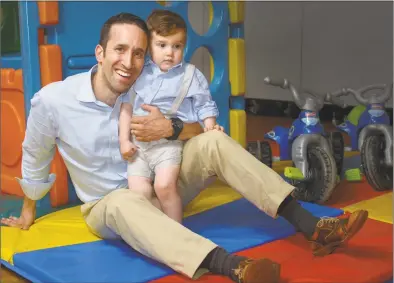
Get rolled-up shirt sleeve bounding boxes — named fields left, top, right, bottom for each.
left=15, top=92, right=57, bottom=200
left=191, top=69, right=219, bottom=121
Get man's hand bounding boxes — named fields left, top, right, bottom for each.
left=1, top=197, right=36, bottom=230
left=1, top=214, right=35, bottom=230
left=130, top=104, right=173, bottom=142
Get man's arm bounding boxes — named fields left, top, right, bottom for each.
left=1, top=92, right=57, bottom=229
left=130, top=104, right=203, bottom=142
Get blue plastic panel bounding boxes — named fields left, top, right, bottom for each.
left=0, top=54, right=22, bottom=69
left=230, top=23, right=244, bottom=38
left=41, top=2, right=230, bottom=132
left=18, top=1, right=41, bottom=119
left=230, top=96, right=246, bottom=110
left=17, top=1, right=230, bottom=129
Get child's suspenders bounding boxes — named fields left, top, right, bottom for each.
left=128, top=64, right=196, bottom=118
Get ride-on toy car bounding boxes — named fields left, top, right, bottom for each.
left=332, top=83, right=393, bottom=191
left=263, top=77, right=346, bottom=203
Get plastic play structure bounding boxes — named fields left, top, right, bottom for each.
left=332, top=83, right=393, bottom=191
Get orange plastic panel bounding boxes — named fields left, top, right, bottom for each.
left=39, top=44, right=68, bottom=206
left=1, top=69, right=26, bottom=197
left=0, top=67, right=67, bottom=205
left=37, top=1, right=59, bottom=25
left=39, top=45, right=62, bottom=87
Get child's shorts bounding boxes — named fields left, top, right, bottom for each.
left=127, top=138, right=184, bottom=180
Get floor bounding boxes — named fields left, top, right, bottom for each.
left=1, top=269, right=27, bottom=283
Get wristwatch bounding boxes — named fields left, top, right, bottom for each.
left=166, top=117, right=184, bottom=140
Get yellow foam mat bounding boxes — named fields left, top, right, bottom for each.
left=183, top=180, right=242, bottom=217
left=1, top=180, right=242, bottom=264
left=342, top=192, right=393, bottom=224
left=1, top=206, right=100, bottom=264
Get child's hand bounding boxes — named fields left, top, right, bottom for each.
left=213, top=124, right=224, bottom=132
left=204, top=125, right=214, bottom=132
left=120, top=141, right=138, bottom=160
left=204, top=124, right=224, bottom=132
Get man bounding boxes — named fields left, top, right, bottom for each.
left=1, top=13, right=368, bottom=283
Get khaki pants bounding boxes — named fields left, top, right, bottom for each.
left=81, top=131, right=294, bottom=278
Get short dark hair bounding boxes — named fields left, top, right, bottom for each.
left=99, top=13, right=149, bottom=51
left=147, top=10, right=187, bottom=39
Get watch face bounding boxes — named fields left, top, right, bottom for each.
left=175, top=119, right=183, bottom=129
left=167, top=118, right=182, bottom=140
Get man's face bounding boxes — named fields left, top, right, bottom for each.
left=149, top=29, right=185, bottom=72
left=95, top=23, right=148, bottom=95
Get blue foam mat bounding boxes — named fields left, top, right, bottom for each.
left=11, top=199, right=343, bottom=283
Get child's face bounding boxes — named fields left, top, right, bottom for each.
left=150, top=29, right=185, bottom=72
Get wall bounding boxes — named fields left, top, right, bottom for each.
left=245, top=1, right=393, bottom=107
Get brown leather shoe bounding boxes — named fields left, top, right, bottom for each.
left=232, top=258, right=281, bottom=283
left=309, top=209, right=369, bottom=256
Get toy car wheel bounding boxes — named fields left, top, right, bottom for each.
left=292, top=146, right=337, bottom=204
left=247, top=141, right=273, bottom=168
left=361, top=135, right=393, bottom=191
left=328, top=131, right=344, bottom=176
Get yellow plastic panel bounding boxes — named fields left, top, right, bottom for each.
left=229, top=109, right=247, bottom=148
left=228, top=1, right=245, bottom=23
left=208, top=2, right=214, bottom=82
left=229, top=39, right=245, bottom=96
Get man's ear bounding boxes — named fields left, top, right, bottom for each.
left=95, top=44, right=104, bottom=64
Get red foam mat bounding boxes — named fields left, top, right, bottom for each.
left=151, top=218, right=393, bottom=283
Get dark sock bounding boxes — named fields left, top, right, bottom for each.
left=200, top=247, right=247, bottom=282
left=278, top=195, right=320, bottom=238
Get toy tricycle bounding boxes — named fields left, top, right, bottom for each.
left=247, top=140, right=273, bottom=168
left=332, top=83, right=393, bottom=191
left=263, top=77, right=346, bottom=203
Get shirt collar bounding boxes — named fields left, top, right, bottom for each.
left=76, top=65, right=98, bottom=103
left=76, top=65, right=128, bottom=105
left=146, top=58, right=184, bottom=76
